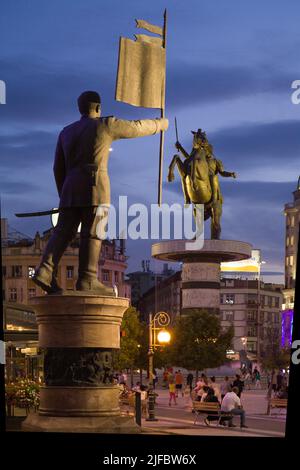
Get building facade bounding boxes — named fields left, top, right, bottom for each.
left=139, top=272, right=283, bottom=361
left=138, top=271, right=181, bottom=323
left=2, top=221, right=130, bottom=304
left=220, top=278, right=283, bottom=359
left=126, top=262, right=175, bottom=308
left=281, top=177, right=300, bottom=346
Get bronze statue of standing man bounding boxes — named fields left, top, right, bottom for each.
left=33, top=91, right=168, bottom=295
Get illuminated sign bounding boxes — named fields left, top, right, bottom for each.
left=221, top=249, right=261, bottom=273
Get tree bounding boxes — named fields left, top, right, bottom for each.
left=168, top=309, right=234, bottom=381
left=261, top=326, right=290, bottom=370
left=260, top=326, right=291, bottom=414
left=113, top=307, right=145, bottom=386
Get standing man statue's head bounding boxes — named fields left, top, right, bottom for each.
left=77, top=91, right=101, bottom=118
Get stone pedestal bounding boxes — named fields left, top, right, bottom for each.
left=152, top=240, right=252, bottom=314
left=22, top=293, right=140, bottom=433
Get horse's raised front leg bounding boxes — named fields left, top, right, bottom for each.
left=167, top=155, right=185, bottom=182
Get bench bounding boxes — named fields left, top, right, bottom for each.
left=192, top=401, right=233, bottom=427
left=269, top=398, right=288, bottom=414
left=120, top=393, right=148, bottom=418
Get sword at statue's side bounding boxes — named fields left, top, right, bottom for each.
left=157, top=9, right=167, bottom=207
left=175, top=116, right=179, bottom=143
left=15, top=208, right=60, bottom=218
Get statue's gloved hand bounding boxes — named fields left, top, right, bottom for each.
left=175, top=141, right=181, bottom=151
left=96, top=204, right=110, bottom=219
left=231, top=172, right=237, bottom=178
left=156, top=118, right=169, bottom=132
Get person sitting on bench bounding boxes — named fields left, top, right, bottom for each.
left=220, top=386, right=248, bottom=428
left=203, top=388, right=220, bottom=426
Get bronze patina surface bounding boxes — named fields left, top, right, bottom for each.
left=168, top=128, right=236, bottom=239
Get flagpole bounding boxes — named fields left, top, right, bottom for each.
left=158, top=9, right=167, bottom=206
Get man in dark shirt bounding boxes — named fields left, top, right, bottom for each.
left=232, top=374, right=244, bottom=398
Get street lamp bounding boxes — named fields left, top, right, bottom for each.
left=157, top=330, right=171, bottom=344
left=256, top=258, right=266, bottom=362
left=147, top=311, right=171, bottom=421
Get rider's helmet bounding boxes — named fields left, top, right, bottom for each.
left=191, top=128, right=208, bottom=142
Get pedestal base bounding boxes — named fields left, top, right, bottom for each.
left=152, top=239, right=252, bottom=312
left=24, top=293, right=132, bottom=433
left=22, top=412, right=141, bottom=434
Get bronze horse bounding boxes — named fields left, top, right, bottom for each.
left=167, top=129, right=236, bottom=239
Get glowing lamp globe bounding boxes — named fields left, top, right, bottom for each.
left=157, top=330, right=171, bottom=344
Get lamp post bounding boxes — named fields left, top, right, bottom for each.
left=256, top=259, right=266, bottom=362
left=146, top=311, right=171, bottom=421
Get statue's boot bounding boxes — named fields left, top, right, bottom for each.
left=32, top=231, right=72, bottom=294
left=33, top=266, right=63, bottom=295
left=76, top=238, right=115, bottom=296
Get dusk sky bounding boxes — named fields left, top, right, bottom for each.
left=1, top=0, right=300, bottom=281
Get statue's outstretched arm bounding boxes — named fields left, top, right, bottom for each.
left=175, top=141, right=190, bottom=159
left=216, top=159, right=236, bottom=178
left=219, top=170, right=236, bottom=178
left=106, top=116, right=168, bottom=140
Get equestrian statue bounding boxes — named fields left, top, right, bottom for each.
left=167, top=125, right=236, bottom=240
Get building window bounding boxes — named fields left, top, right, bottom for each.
left=247, top=294, right=257, bottom=305
left=66, top=266, right=74, bottom=279
left=290, top=236, right=294, bottom=246
left=268, top=312, right=272, bottom=322
left=28, top=288, right=36, bottom=298
left=224, top=294, right=235, bottom=304
left=223, top=311, right=234, bottom=321
left=9, top=288, right=17, bottom=302
left=286, top=237, right=289, bottom=247
left=12, top=265, right=22, bottom=277
left=114, top=271, right=119, bottom=283
left=247, top=311, right=257, bottom=321
left=247, top=326, right=257, bottom=337
left=28, top=266, right=35, bottom=278
left=102, top=270, right=109, bottom=282
left=275, top=297, right=279, bottom=308
left=268, top=296, right=272, bottom=307
left=291, top=216, right=295, bottom=227
left=2, top=266, right=6, bottom=277
left=289, top=256, right=294, bottom=267
left=260, top=311, right=264, bottom=323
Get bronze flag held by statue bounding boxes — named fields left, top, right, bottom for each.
left=115, top=10, right=167, bottom=206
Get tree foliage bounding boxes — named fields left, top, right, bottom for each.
left=260, top=326, right=290, bottom=372
left=168, top=309, right=234, bottom=372
left=113, top=307, right=145, bottom=371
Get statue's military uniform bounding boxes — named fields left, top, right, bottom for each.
left=34, top=115, right=166, bottom=294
